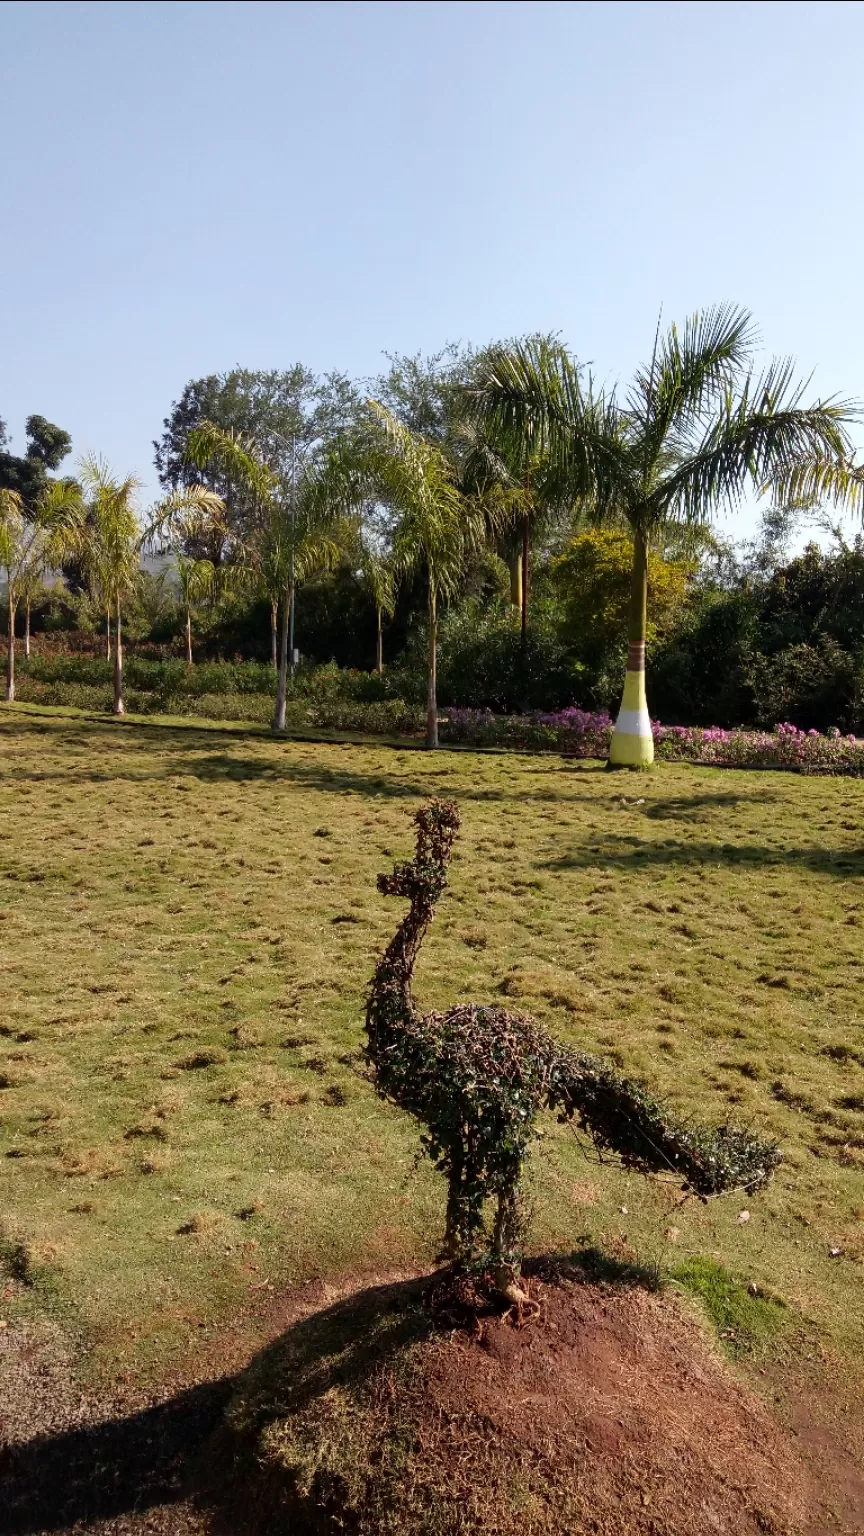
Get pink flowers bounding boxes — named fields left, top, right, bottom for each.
left=441, top=708, right=864, bottom=772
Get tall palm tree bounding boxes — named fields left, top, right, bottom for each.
left=461, top=401, right=572, bottom=641
left=144, top=491, right=227, bottom=666
left=357, top=535, right=396, bottom=674
left=466, top=311, right=857, bottom=766
left=75, top=459, right=145, bottom=716
left=176, top=556, right=216, bottom=665
left=0, top=481, right=83, bottom=701
left=331, top=404, right=499, bottom=748
left=75, top=459, right=221, bottom=716
left=185, top=423, right=346, bottom=730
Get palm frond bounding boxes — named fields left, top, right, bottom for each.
left=656, top=359, right=857, bottom=525
left=144, top=485, right=226, bottom=551
left=185, top=423, right=275, bottom=504
left=768, top=454, right=864, bottom=519
left=627, top=304, right=756, bottom=466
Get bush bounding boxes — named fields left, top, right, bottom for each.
left=392, top=602, right=583, bottom=713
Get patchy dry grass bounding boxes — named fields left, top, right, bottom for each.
left=1, top=704, right=863, bottom=1390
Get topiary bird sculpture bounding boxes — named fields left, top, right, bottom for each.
left=366, top=799, right=780, bottom=1306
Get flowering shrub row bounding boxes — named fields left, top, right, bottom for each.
left=442, top=706, right=864, bottom=772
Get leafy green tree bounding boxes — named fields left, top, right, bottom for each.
left=0, top=481, right=83, bottom=700
left=154, top=367, right=358, bottom=563
left=552, top=527, right=694, bottom=660
left=0, top=415, right=73, bottom=508
left=467, top=311, right=856, bottom=766
left=366, top=344, right=473, bottom=450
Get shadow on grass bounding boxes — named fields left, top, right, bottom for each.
left=0, top=716, right=785, bottom=817
left=0, top=1250, right=660, bottom=1535
left=540, top=834, right=864, bottom=878
left=0, top=1376, right=233, bottom=1535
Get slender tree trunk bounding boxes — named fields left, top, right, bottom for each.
left=270, top=599, right=278, bottom=669
left=113, top=599, right=124, bottom=716
left=24, top=600, right=30, bottom=659
left=106, top=608, right=112, bottom=662
left=609, top=527, right=653, bottom=767
left=6, top=598, right=16, bottom=703
left=426, top=588, right=438, bottom=750
left=376, top=606, right=383, bottom=675
left=272, top=582, right=292, bottom=731
left=509, top=552, right=522, bottom=610
left=185, top=606, right=193, bottom=666
left=520, top=513, right=530, bottom=644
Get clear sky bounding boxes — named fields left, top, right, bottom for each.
left=2, top=0, right=863, bottom=540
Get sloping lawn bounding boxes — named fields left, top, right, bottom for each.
left=1, top=706, right=863, bottom=1390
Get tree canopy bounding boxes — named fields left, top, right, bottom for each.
left=0, top=413, right=72, bottom=507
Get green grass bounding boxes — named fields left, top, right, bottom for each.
left=1, top=704, right=863, bottom=1387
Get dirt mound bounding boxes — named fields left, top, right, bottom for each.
left=221, top=1260, right=843, bottom=1536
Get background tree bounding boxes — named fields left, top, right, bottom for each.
left=0, top=414, right=73, bottom=508
left=331, top=404, right=499, bottom=748
left=0, top=481, right=83, bottom=700
left=175, top=556, right=217, bottom=665
left=357, top=530, right=396, bottom=674
left=552, top=527, right=695, bottom=664
left=154, top=367, right=359, bottom=564
left=463, top=346, right=581, bottom=640
left=468, top=309, right=857, bottom=766
left=73, top=459, right=221, bottom=714
left=185, top=422, right=348, bottom=729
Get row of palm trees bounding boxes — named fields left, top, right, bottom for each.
left=0, top=459, right=219, bottom=709
left=3, top=306, right=862, bottom=755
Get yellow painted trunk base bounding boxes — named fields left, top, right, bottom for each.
left=609, top=668, right=654, bottom=767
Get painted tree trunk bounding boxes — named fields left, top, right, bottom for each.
left=376, top=607, right=383, bottom=675
left=520, top=513, right=530, bottom=643
left=113, top=600, right=124, bottom=716
left=106, top=610, right=112, bottom=662
left=609, top=529, right=653, bottom=767
left=6, top=600, right=16, bottom=703
left=509, top=552, right=522, bottom=610
left=185, top=608, right=193, bottom=666
left=24, top=601, right=30, bottom=659
left=270, top=600, right=278, bottom=669
left=272, top=583, right=292, bottom=731
left=426, top=590, right=438, bottom=750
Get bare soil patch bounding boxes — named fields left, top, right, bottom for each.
left=222, top=1262, right=864, bottom=1536
left=2, top=1263, right=863, bottom=1536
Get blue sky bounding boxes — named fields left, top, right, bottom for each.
left=2, top=0, right=863, bottom=541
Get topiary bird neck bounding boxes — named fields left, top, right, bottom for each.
left=366, top=800, right=461, bottom=1052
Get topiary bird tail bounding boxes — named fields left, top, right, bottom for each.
left=546, top=1050, right=782, bottom=1198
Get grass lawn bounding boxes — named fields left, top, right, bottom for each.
left=1, top=704, right=863, bottom=1398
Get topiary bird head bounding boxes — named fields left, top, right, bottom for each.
left=377, top=799, right=461, bottom=904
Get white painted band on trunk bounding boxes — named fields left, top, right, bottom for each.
left=614, top=706, right=652, bottom=736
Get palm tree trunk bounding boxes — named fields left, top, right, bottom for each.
left=113, top=599, right=124, bottom=716
left=509, top=552, right=522, bottom=611
left=24, top=600, right=30, bottom=659
left=270, top=600, right=278, bottom=669
left=609, top=528, right=653, bottom=768
left=185, top=606, right=193, bottom=666
left=520, top=513, right=529, bottom=643
left=6, top=598, right=16, bottom=703
left=426, top=588, right=438, bottom=750
left=272, top=583, right=292, bottom=731
left=376, top=606, right=383, bottom=675
left=106, top=608, right=112, bottom=662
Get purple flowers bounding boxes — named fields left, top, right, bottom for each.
left=441, top=707, right=864, bottom=771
